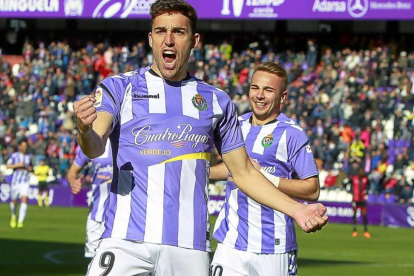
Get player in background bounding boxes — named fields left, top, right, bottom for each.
left=350, top=164, right=371, bottom=238
left=34, top=158, right=50, bottom=207
left=74, top=1, right=327, bottom=275
left=210, top=62, right=320, bottom=276
left=6, top=140, right=32, bottom=229
left=66, top=140, right=113, bottom=258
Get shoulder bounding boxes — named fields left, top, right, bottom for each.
left=100, top=68, right=148, bottom=95
left=277, top=114, right=308, bottom=141
left=239, top=112, right=252, bottom=123
left=193, top=77, right=231, bottom=102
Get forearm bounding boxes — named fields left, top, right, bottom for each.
left=232, top=167, right=302, bottom=218
left=278, top=177, right=320, bottom=202
left=209, top=162, right=229, bottom=180
left=77, top=129, right=106, bottom=159
left=66, top=167, right=80, bottom=186
left=6, top=164, right=24, bottom=169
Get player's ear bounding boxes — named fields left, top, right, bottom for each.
left=192, top=33, right=200, bottom=49
left=281, top=90, right=288, bottom=103
left=148, top=32, right=153, bottom=48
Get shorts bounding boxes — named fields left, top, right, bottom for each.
left=211, top=243, right=297, bottom=276
left=352, top=201, right=367, bottom=209
left=11, top=183, right=29, bottom=200
left=38, top=181, right=48, bottom=192
left=85, top=214, right=106, bottom=258
left=87, top=238, right=210, bottom=276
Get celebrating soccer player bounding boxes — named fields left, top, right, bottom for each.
left=67, top=140, right=113, bottom=258
left=210, top=62, right=320, bottom=276
left=7, top=140, right=32, bottom=229
left=74, top=1, right=328, bottom=275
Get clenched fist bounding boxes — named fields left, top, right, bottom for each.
left=294, top=203, right=329, bottom=233
left=73, top=96, right=97, bottom=134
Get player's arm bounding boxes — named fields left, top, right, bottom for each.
left=34, top=166, right=40, bottom=176
left=74, top=96, right=112, bottom=159
left=277, top=176, right=319, bottom=202
left=66, top=163, right=84, bottom=195
left=222, top=147, right=328, bottom=233
left=209, top=162, right=229, bottom=180
left=254, top=160, right=319, bottom=202
left=6, top=160, right=25, bottom=169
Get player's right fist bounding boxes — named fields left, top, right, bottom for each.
left=74, top=96, right=97, bottom=134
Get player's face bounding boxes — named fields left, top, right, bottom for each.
left=249, top=71, right=287, bottom=124
left=19, top=142, right=28, bottom=154
left=149, top=12, right=200, bottom=81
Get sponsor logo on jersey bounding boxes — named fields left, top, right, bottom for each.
left=261, top=134, right=274, bottom=148
left=261, top=166, right=277, bottom=173
left=131, top=123, right=209, bottom=149
left=192, top=93, right=207, bottom=111
left=94, top=87, right=103, bottom=107
left=306, top=145, right=313, bottom=153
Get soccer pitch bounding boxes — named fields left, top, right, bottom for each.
left=0, top=204, right=413, bottom=276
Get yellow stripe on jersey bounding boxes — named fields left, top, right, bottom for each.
left=160, top=152, right=211, bottom=164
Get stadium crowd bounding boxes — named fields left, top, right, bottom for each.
left=0, top=35, right=413, bottom=204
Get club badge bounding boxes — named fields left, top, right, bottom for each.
left=192, top=93, right=207, bottom=111
left=262, top=134, right=274, bottom=148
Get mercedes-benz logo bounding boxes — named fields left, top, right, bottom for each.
left=348, top=0, right=369, bottom=18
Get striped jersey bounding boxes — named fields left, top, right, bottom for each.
left=7, top=152, right=31, bottom=185
left=213, top=112, right=319, bottom=254
left=95, top=67, right=244, bottom=252
left=74, top=141, right=113, bottom=222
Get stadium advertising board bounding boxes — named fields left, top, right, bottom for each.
left=0, top=0, right=412, bottom=19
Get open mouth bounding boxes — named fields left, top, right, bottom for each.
left=162, top=50, right=177, bottom=68
left=255, top=102, right=267, bottom=109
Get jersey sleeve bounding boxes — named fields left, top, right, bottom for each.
left=213, top=95, right=244, bottom=155
left=6, top=154, right=15, bottom=165
left=95, top=77, right=123, bottom=130
left=73, top=147, right=90, bottom=168
left=288, top=129, right=319, bottom=179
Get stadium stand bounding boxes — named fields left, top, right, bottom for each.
left=0, top=36, right=413, bottom=204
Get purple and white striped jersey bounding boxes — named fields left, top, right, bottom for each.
left=74, top=141, right=113, bottom=222
left=7, top=152, right=31, bottom=185
left=213, top=112, right=319, bottom=254
left=95, top=67, right=244, bottom=252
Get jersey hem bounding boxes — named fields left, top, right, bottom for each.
left=103, top=232, right=212, bottom=252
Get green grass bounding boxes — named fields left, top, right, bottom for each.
left=1, top=204, right=413, bottom=275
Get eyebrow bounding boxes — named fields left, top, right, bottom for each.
left=153, top=26, right=188, bottom=32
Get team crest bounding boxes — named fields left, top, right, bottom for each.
left=94, top=87, right=103, bottom=107
left=262, top=134, right=274, bottom=148
left=192, top=94, right=207, bottom=111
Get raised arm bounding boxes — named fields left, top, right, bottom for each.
left=74, top=96, right=113, bottom=159
left=222, top=147, right=327, bottom=233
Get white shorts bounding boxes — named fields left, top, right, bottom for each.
left=85, top=215, right=106, bottom=258
left=87, top=238, right=210, bottom=276
left=211, top=244, right=297, bottom=276
left=11, top=183, right=29, bottom=200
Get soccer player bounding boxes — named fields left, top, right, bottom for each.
left=74, top=1, right=327, bottom=275
left=34, top=158, right=50, bottom=207
left=6, top=140, right=32, bottom=229
left=210, top=62, right=320, bottom=276
left=66, top=140, right=113, bottom=258
left=350, top=164, right=371, bottom=238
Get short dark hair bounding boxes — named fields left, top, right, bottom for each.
left=150, top=0, right=198, bottom=33
left=253, top=62, right=288, bottom=92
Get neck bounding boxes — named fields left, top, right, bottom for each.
left=251, top=112, right=279, bottom=126
left=151, top=64, right=187, bottom=82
